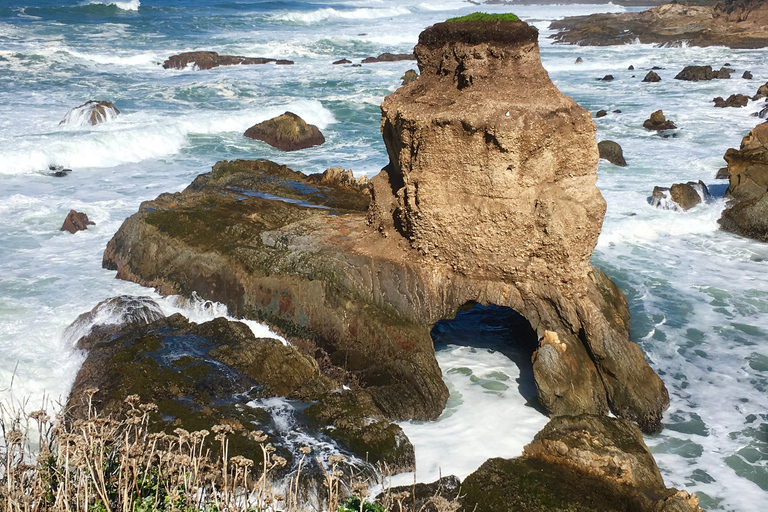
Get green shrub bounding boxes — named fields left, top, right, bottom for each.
left=337, top=496, right=386, bottom=512
left=446, top=12, right=519, bottom=23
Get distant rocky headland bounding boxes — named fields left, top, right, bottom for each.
left=550, top=0, right=768, bottom=48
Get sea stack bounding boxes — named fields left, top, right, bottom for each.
left=104, top=18, right=669, bottom=433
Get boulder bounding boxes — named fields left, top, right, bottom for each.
left=642, top=70, right=661, bottom=82
left=48, top=164, right=72, bottom=177
left=60, top=100, right=120, bottom=126
left=104, top=19, right=669, bottom=433
left=361, top=52, right=415, bottom=64
left=377, top=476, right=461, bottom=512
left=718, top=121, right=768, bottom=240
left=650, top=181, right=712, bottom=211
left=244, top=112, right=325, bottom=151
left=643, top=110, right=677, bottom=131
left=549, top=1, right=768, bottom=48
left=716, top=166, right=730, bottom=179
left=60, top=210, right=95, bottom=234
left=743, top=70, right=753, bottom=79
left=401, top=69, right=418, bottom=86
left=713, top=94, right=750, bottom=107
left=575, top=56, right=583, bottom=63
left=595, top=109, right=607, bottom=118
left=628, top=65, right=634, bottom=70
left=461, top=415, right=703, bottom=512
left=598, top=140, right=627, bottom=166
left=333, top=58, right=351, bottom=65
left=601, top=74, right=614, bottom=81
left=275, top=59, right=294, bottom=65
left=162, top=51, right=277, bottom=70
left=674, top=65, right=726, bottom=81
left=66, top=304, right=414, bottom=471
left=758, top=104, right=768, bottom=118
left=753, top=81, right=768, bottom=100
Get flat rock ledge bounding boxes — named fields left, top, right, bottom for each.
left=549, top=0, right=768, bottom=49
left=104, top=20, right=668, bottom=433
left=163, top=51, right=292, bottom=70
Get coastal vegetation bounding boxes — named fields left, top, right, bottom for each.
left=445, top=12, right=519, bottom=23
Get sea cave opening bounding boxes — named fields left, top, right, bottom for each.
left=430, top=302, right=543, bottom=413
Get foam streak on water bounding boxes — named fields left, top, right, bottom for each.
left=0, top=1, right=766, bottom=510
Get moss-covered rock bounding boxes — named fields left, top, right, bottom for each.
left=244, top=112, right=325, bottom=151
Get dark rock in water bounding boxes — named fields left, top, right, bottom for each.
left=401, top=69, right=418, bottom=86
left=650, top=181, right=711, bottom=211
left=244, top=112, right=325, bottom=151
left=275, top=59, right=294, bottom=65
left=377, top=476, right=461, bottom=512
left=753, top=81, right=768, bottom=100
left=628, top=64, right=634, bottom=70
left=613, top=109, right=622, bottom=113
left=601, top=74, right=614, bottom=81
left=716, top=166, right=730, bottom=179
left=60, top=100, right=120, bottom=126
left=643, top=70, right=661, bottom=82
left=713, top=94, right=750, bottom=107
left=60, top=210, right=95, bottom=234
left=48, top=164, right=72, bottom=177
left=162, top=51, right=277, bottom=70
left=333, top=58, right=351, bottom=65
left=575, top=56, right=583, bottom=63
left=743, top=70, right=753, bottom=79
left=361, top=52, right=415, bottom=64
left=674, top=65, right=730, bottom=81
left=652, top=66, right=663, bottom=70
left=598, top=140, right=627, bottom=166
left=65, top=296, right=165, bottom=344
left=643, top=110, right=677, bottom=131
left=461, top=415, right=703, bottom=512
left=351, top=64, right=361, bottom=67
left=720, top=193, right=768, bottom=242
left=105, top=19, right=669, bottom=434
left=66, top=310, right=413, bottom=471
left=758, top=104, right=768, bottom=118
left=595, top=109, right=607, bottom=118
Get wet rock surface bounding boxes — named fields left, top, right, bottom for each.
left=675, top=65, right=732, bottom=81
left=598, top=140, right=627, bottom=166
left=651, top=181, right=712, bottom=211
left=549, top=0, right=768, bottom=48
left=60, top=210, right=95, bottom=233
left=66, top=296, right=413, bottom=471
left=713, top=94, right=750, bottom=107
left=162, top=51, right=279, bottom=70
left=244, top=112, right=325, bottom=151
left=361, top=52, right=415, bottom=63
left=643, top=70, right=661, bottom=82
left=719, top=121, right=768, bottom=241
left=60, top=100, right=120, bottom=126
left=104, top=20, right=668, bottom=433
left=461, top=415, right=704, bottom=512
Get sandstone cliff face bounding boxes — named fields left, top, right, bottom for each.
left=104, top=21, right=668, bottom=433
left=550, top=0, right=768, bottom=48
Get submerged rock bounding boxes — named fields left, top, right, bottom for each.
left=461, top=415, right=703, bottom=512
left=743, top=70, right=753, bottom=79
left=60, top=210, right=95, bottom=234
left=595, top=109, right=607, bottom=118
left=643, top=110, right=677, bottom=131
left=575, top=56, right=583, bottom=63
left=105, top=19, right=669, bottom=433
left=361, top=52, right=415, bottom=64
left=598, top=140, right=627, bottom=166
left=601, top=74, right=614, bottom=81
left=60, top=100, right=120, bottom=126
left=642, top=70, right=661, bottom=82
left=650, top=181, right=712, bottom=211
left=713, top=94, right=750, bottom=108
left=48, top=164, right=72, bottom=177
left=333, top=58, right=351, bottom=65
left=244, top=112, right=325, bottom=151
left=675, top=65, right=731, bottom=81
left=549, top=1, right=768, bottom=49
left=718, top=121, right=768, bottom=241
left=162, top=51, right=278, bottom=70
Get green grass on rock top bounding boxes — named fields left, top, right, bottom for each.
left=446, top=12, right=520, bottom=23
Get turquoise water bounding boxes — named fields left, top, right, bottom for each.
left=1, top=1, right=767, bottom=510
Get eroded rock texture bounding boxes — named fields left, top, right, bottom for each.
left=719, top=121, right=768, bottom=241
left=104, top=20, right=668, bottom=432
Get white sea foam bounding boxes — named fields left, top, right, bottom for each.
left=82, top=0, right=140, bottom=11
left=269, top=6, right=412, bottom=24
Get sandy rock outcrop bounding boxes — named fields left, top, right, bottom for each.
left=643, top=70, right=661, bottom=82
left=550, top=0, right=768, bottom=48
left=60, top=210, right=95, bottom=233
left=60, top=100, right=120, bottom=126
left=461, top=415, right=704, bottom=512
left=714, top=94, right=750, bottom=107
left=104, top=20, right=668, bottom=433
left=719, top=121, right=768, bottom=241
left=651, top=181, right=712, bottom=211
left=162, top=51, right=280, bottom=70
left=361, top=52, right=415, bottom=64
left=675, top=65, right=732, bottom=81
left=643, top=110, right=677, bottom=131
left=244, top=112, right=325, bottom=151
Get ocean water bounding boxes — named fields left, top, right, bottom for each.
left=0, top=1, right=766, bottom=510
